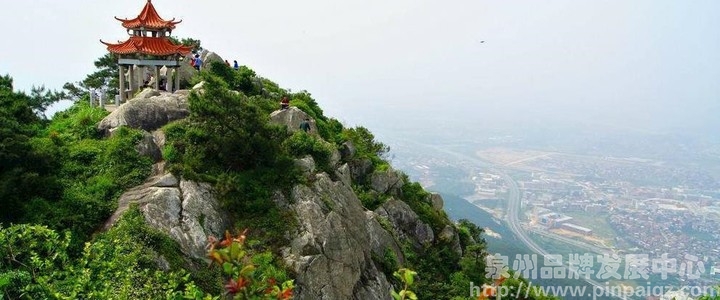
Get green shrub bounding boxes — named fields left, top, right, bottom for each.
left=400, top=181, right=448, bottom=232
left=0, top=211, right=202, bottom=299
left=355, top=186, right=387, bottom=210
left=340, top=126, right=389, bottom=167
left=283, top=131, right=334, bottom=171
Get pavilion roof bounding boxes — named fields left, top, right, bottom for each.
left=115, top=0, right=181, bottom=30
left=101, top=36, right=193, bottom=56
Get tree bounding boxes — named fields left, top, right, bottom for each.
left=63, top=53, right=118, bottom=100
left=28, top=85, right=66, bottom=116
left=172, top=72, right=288, bottom=173
left=0, top=75, right=60, bottom=224
left=169, top=36, right=202, bottom=53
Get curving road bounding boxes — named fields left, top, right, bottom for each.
left=500, top=171, right=627, bottom=299
left=394, top=140, right=627, bottom=299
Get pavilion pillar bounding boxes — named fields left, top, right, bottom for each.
left=167, top=68, right=174, bottom=92
left=118, top=65, right=126, bottom=102
left=128, top=65, right=136, bottom=96
left=139, top=66, right=146, bottom=89
left=154, top=66, right=160, bottom=90
left=174, top=67, right=180, bottom=91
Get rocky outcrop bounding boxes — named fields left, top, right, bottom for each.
left=439, top=225, right=463, bottom=256
left=104, top=170, right=231, bottom=259
left=428, top=193, right=444, bottom=211
left=339, top=141, right=357, bottom=161
left=365, top=211, right=405, bottom=266
left=349, top=158, right=373, bottom=183
left=136, top=131, right=162, bottom=162
left=375, top=198, right=434, bottom=250
left=283, top=173, right=394, bottom=300
left=369, top=169, right=405, bottom=196
left=97, top=90, right=190, bottom=135
left=269, top=107, right=318, bottom=134
left=295, top=156, right=316, bottom=176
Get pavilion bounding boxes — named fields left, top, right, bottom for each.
left=101, top=0, right=193, bottom=102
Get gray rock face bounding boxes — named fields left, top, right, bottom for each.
left=370, top=169, right=405, bottom=196
left=365, top=211, right=405, bottom=266
left=375, top=198, right=434, bottom=250
left=335, top=163, right=352, bottom=187
left=135, top=88, right=161, bottom=99
left=329, top=149, right=341, bottom=168
left=177, top=180, right=230, bottom=258
left=150, top=173, right=178, bottom=187
left=349, top=158, right=373, bottom=183
left=97, top=91, right=189, bottom=135
left=152, top=130, right=167, bottom=150
left=269, top=107, right=317, bottom=134
left=203, top=51, right=224, bottom=66
left=176, top=50, right=225, bottom=86
left=295, top=156, right=316, bottom=176
left=339, top=141, right=356, bottom=161
left=429, top=193, right=444, bottom=211
left=440, top=225, right=463, bottom=256
left=104, top=173, right=231, bottom=259
left=283, top=173, right=393, bottom=300
left=135, top=131, right=162, bottom=162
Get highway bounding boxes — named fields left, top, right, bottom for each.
left=500, top=171, right=628, bottom=299
left=393, top=139, right=628, bottom=299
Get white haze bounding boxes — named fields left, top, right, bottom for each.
left=1, top=0, right=718, bottom=135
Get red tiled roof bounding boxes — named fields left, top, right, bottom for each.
left=115, top=0, right=181, bottom=30
left=101, top=36, right=193, bottom=56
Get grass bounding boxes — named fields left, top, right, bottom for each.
left=561, top=212, right=619, bottom=242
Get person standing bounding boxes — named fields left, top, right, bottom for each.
left=280, top=96, right=290, bottom=110
left=233, top=60, right=239, bottom=70
left=299, top=118, right=311, bottom=133
left=193, top=54, right=203, bottom=71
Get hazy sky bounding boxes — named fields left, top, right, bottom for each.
left=1, top=0, right=719, bottom=134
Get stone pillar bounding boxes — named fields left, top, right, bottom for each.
left=99, top=93, right=105, bottom=109
left=115, top=94, right=120, bottom=106
left=154, top=66, right=160, bottom=90
left=167, top=68, right=174, bottom=92
left=139, top=66, right=146, bottom=89
left=89, top=92, right=94, bottom=108
left=118, top=65, right=126, bottom=102
left=174, top=67, right=180, bottom=92
left=128, top=65, right=135, bottom=96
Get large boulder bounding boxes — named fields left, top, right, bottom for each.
left=175, top=51, right=225, bottom=88
left=375, top=198, right=434, bottom=250
left=283, top=173, right=393, bottom=300
left=202, top=51, right=224, bottom=66
left=295, top=156, right=316, bottom=176
left=365, top=211, right=405, bottom=266
left=339, top=141, right=357, bottom=161
left=428, top=193, right=444, bottom=211
left=349, top=158, right=373, bottom=183
left=135, top=131, right=162, bottom=162
left=269, top=107, right=318, bottom=134
left=370, top=168, right=405, bottom=196
left=97, top=91, right=189, bottom=135
left=103, top=174, right=231, bottom=259
left=439, top=225, right=463, bottom=256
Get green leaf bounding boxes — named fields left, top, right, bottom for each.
left=222, top=262, right=234, bottom=274
left=239, top=264, right=256, bottom=276
left=404, top=270, right=415, bottom=286
left=405, top=291, right=418, bottom=300
left=391, top=290, right=401, bottom=300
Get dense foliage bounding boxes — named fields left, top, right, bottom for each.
left=0, top=52, right=572, bottom=300
left=0, top=209, right=202, bottom=299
